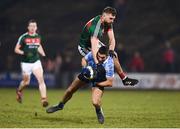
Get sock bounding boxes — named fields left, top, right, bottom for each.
left=58, top=102, right=64, bottom=108
left=95, top=107, right=101, bottom=113
left=119, top=72, right=127, bottom=80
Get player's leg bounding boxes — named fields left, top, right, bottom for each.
left=113, top=52, right=139, bottom=86
left=92, top=87, right=104, bottom=124
left=113, top=52, right=125, bottom=78
left=17, top=74, right=31, bottom=92
left=46, top=77, right=86, bottom=113
left=62, top=77, right=86, bottom=103
left=32, top=60, right=48, bottom=107
left=16, top=63, right=31, bottom=103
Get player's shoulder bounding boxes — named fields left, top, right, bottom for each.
left=85, top=51, right=93, bottom=59
left=20, top=32, right=28, bottom=37
left=87, top=51, right=93, bottom=57
left=91, top=15, right=101, bottom=24
left=18, top=32, right=28, bottom=40
left=94, top=15, right=101, bottom=20
left=34, top=33, right=41, bottom=38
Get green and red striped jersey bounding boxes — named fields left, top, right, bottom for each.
left=79, top=15, right=113, bottom=50
left=16, top=32, right=41, bottom=63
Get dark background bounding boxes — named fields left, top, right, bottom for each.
left=0, top=0, right=180, bottom=74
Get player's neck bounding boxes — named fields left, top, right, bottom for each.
left=28, top=32, right=36, bottom=36
left=100, top=15, right=105, bottom=23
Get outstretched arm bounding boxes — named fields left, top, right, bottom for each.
left=107, top=29, right=116, bottom=51
left=107, top=29, right=126, bottom=80
left=91, top=36, right=99, bottom=64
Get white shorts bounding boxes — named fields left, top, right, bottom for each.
left=21, top=60, right=43, bottom=75
left=78, top=41, right=105, bottom=57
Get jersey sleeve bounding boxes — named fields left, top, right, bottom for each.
left=16, top=35, right=24, bottom=45
left=84, top=52, right=93, bottom=62
left=105, top=58, right=114, bottom=78
left=89, top=20, right=101, bottom=38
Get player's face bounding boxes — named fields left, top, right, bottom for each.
left=97, top=52, right=107, bottom=63
left=28, top=22, right=37, bottom=34
left=103, top=13, right=115, bottom=24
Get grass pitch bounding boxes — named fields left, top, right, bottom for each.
left=0, top=88, right=180, bottom=128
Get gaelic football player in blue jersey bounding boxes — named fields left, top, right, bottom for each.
left=47, top=46, right=114, bottom=124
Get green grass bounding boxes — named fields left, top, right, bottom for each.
left=0, top=88, right=180, bottom=128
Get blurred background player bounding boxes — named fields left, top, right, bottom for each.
left=46, top=46, right=114, bottom=124
left=14, top=19, right=48, bottom=107
left=78, top=6, right=138, bottom=86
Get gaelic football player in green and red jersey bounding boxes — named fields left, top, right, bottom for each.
left=78, top=6, right=138, bottom=86
left=14, top=19, right=48, bottom=107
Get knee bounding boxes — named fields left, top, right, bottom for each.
left=23, top=77, right=30, bottom=85
left=23, top=80, right=30, bottom=86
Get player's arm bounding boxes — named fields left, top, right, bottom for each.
left=82, top=52, right=92, bottom=67
left=14, top=44, right=24, bottom=55
left=90, top=36, right=99, bottom=64
left=14, top=35, right=25, bottom=55
left=107, top=29, right=116, bottom=51
left=96, top=77, right=113, bottom=87
left=81, top=57, right=87, bottom=67
left=38, top=44, right=46, bottom=57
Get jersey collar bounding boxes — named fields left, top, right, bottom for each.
left=28, top=32, right=37, bottom=36
left=103, top=56, right=111, bottom=64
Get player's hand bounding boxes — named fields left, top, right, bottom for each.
left=122, top=77, right=139, bottom=86
left=82, top=66, right=96, bottom=80
left=95, top=63, right=106, bottom=82
left=78, top=66, right=96, bottom=83
left=109, top=50, right=117, bottom=58
left=96, top=63, right=105, bottom=73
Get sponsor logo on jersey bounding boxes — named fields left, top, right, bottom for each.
left=25, top=38, right=41, bottom=45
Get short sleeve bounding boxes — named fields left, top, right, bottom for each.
left=85, top=52, right=93, bottom=62
left=105, top=58, right=114, bottom=78
left=16, top=35, right=24, bottom=45
left=89, top=20, right=101, bottom=38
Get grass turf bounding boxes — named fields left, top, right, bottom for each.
left=0, top=88, right=180, bottom=128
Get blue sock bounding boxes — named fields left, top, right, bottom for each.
left=95, top=107, right=101, bottom=113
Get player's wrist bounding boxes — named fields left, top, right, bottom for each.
left=109, top=50, right=117, bottom=58
left=42, top=53, right=46, bottom=57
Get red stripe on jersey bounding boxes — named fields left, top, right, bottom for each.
left=86, top=21, right=92, bottom=29
left=86, top=18, right=94, bottom=29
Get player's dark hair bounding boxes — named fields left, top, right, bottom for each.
left=28, top=19, right=37, bottom=25
left=98, top=46, right=108, bottom=55
left=103, top=6, right=117, bottom=16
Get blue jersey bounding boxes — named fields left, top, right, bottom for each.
left=85, top=52, right=114, bottom=78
